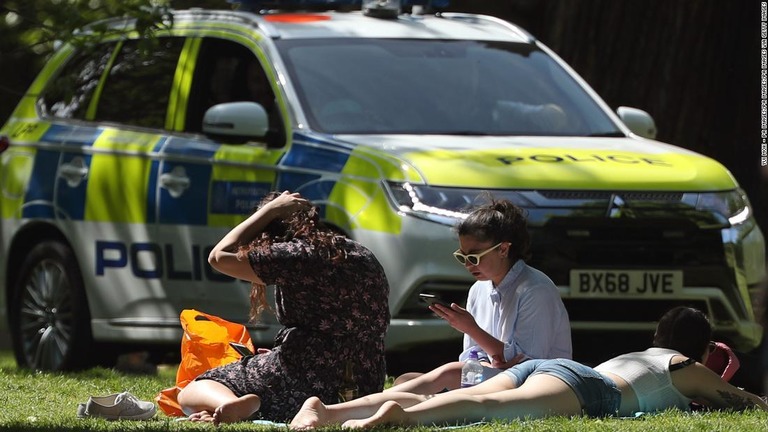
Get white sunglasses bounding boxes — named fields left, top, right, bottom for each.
left=453, top=243, right=502, bottom=266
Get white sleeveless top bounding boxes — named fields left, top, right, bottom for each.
left=594, top=347, right=692, bottom=412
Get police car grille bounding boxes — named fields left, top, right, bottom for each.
left=531, top=217, right=747, bottom=321
left=564, top=298, right=710, bottom=323
left=528, top=218, right=728, bottom=286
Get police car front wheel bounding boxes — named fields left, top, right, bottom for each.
left=10, top=240, right=95, bottom=371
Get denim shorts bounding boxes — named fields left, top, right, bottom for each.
left=503, top=359, right=620, bottom=417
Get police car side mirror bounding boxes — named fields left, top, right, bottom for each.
left=617, top=106, right=657, bottom=140
left=203, top=101, right=269, bottom=143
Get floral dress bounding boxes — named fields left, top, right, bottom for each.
left=196, top=237, right=390, bottom=421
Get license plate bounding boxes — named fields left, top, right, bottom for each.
left=569, top=269, right=682, bottom=297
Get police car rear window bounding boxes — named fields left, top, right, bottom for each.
left=39, top=43, right=116, bottom=120
left=94, top=38, right=184, bottom=128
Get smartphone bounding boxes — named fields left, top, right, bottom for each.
left=419, top=293, right=452, bottom=308
left=229, top=342, right=254, bottom=357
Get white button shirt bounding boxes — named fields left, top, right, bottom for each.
left=459, top=259, right=572, bottom=364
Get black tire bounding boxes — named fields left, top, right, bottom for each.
left=9, top=240, right=94, bottom=371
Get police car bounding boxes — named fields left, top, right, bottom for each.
left=0, top=0, right=765, bottom=371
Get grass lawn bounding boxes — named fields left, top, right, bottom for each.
left=0, top=350, right=766, bottom=431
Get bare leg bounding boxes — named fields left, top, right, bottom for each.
left=392, top=372, right=424, bottom=386
left=344, top=374, right=582, bottom=428
left=178, top=379, right=260, bottom=423
left=290, top=392, right=427, bottom=430
left=343, top=401, right=408, bottom=429
left=385, top=362, right=463, bottom=394
left=290, top=369, right=518, bottom=430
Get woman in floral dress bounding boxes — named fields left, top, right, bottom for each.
left=177, top=190, right=390, bottom=424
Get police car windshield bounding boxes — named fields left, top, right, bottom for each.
left=276, top=39, right=620, bottom=136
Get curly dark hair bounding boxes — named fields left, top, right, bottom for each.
left=455, top=194, right=531, bottom=262
left=237, top=191, right=346, bottom=321
left=653, top=306, right=712, bottom=362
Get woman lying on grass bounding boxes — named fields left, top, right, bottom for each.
left=290, top=307, right=768, bottom=430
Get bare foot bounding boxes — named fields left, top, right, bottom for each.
left=289, top=396, right=328, bottom=430
left=212, top=394, right=261, bottom=425
left=187, top=410, right=215, bottom=422
left=342, top=401, right=407, bottom=429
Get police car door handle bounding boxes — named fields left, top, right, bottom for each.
left=58, top=157, right=89, bottom=187
left=159, top=166, right=190, bottom=198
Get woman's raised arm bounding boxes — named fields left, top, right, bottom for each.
left=208, top=191, right=310, bottom=282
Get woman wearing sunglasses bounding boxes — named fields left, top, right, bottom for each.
left=386, top=196, right=571, bottom=395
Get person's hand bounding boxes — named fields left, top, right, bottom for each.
left=264, top=191, right=311, bottom=219
left=490, top=353, right=526, bottom=369
left=428, top=303, right=477, bottom=334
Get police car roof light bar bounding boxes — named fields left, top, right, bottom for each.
left=362, top=0, right=401, bottom=18
left=227, top=0, right=449, bottom=13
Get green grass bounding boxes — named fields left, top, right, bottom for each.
left=0, top=350, right=766, bottom=431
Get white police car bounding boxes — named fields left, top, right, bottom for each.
left=0, top=0, right=764, bottom=370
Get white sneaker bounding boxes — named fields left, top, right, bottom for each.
left=77, top=391, right=156, bottom=420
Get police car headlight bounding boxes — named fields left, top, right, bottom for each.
left=696, top=188, right=752, bottom=226
left=386, top=182, right=533, bottom=225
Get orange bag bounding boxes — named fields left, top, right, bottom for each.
left=156, top=309, right=255, bottom=416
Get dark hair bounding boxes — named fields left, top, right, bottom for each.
left=653, top=306, right=712, bottom=362
left=455, top=195, right=531, bottom=262
left=238, top=191, right=345, bottom=321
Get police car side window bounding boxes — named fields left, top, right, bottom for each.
left=93, top=38, right=184, bottom=129
left=186, top=38, right=285, bottom=146
left=38, top=43, right=117, bottom=120
left=186, top=39, right=242, bottom=132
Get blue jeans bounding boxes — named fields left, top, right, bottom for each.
left=503, top=359, right=620, bottom=417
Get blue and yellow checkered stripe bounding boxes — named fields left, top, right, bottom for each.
left=12, top=125, right=412, bottom=232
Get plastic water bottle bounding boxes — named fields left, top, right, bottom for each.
left=460, top=350, right=484, bottom=388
